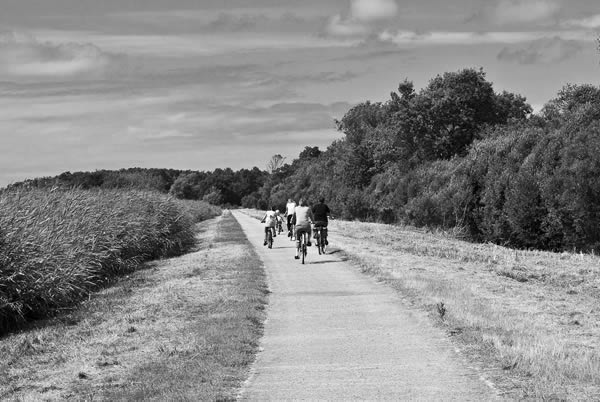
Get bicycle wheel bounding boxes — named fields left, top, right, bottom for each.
left=316, top=229, right=322, bottom=255
left=268, top=230, right=273, bottom=249
left=301, top=234, right=306, bottom=264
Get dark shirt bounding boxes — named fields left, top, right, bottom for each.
left=312, top=203, right=330, bottom=222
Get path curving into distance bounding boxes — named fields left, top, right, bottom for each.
left=233, top=211, right=498, bottom=401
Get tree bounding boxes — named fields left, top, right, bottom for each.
left=266, top=154, right=286, bottom=173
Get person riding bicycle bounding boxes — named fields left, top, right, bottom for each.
left=285, top=198, right=296, bottom=239
left=260, top=206, right=277, bottom=246
left=292, top=198, right=313, bottom=259
left=312, top=197, right=331, bottom=246
left=275, top=209, right=284, bottom=233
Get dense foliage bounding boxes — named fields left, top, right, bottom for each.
left=251, top=69, right=600, bottom=252
left=6, top=167, right=267, bottom=207
left=0, top=188, right=220, bottom=334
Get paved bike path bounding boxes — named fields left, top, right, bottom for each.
left=233, top=211, right=498, bottom=401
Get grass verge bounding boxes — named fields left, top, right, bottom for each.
left=329, top=219, right=600, bottom=400
left=0, top=210, right=268, bottom=401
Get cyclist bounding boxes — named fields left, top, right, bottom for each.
left=312, top=197, right=331, bottom=246
left=260, top=206, right=277, bottom=246
left=275, top=209, right=284, bottom=233
left=292, top=198, right=313, bottom=259
left=285, top=198, right=296, bottom=239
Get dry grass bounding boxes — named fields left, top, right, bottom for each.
left=327, top=219, right=600, bottom=400
left=0, top=211, right=267, bottom=401
left=0, top=188, right=220, bottom=334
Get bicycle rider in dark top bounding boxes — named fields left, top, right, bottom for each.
left=312, top=197, right=331, bottom=245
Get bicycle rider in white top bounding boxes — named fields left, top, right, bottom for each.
left=260, top=207, right=277, bottom=246
left=285, top=198, right=296, bottom=239
left=292, top=198, right=313, bottom=259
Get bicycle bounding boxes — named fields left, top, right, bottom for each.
left=299, top=231, right=308, bottom=264
left=287, top=217, right=294, bottom=240
left=277, top=219, right=284, bottom=234
left=314, top=224, right=326, bottom=255
left=265, top=227, right=274, bottom=249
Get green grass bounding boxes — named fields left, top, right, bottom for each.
left=0, top=187, right=220, bottom=334
left=0, top=211, right=268, bottom=401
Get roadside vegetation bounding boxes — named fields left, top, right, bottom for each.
left=329, top=219, right=600, bottom=400
left=0, top=187, right=220, bottom=334
left=0, top=211, right=267, bottom=400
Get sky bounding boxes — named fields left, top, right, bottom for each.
left=0, top=0, right=599, bottom=187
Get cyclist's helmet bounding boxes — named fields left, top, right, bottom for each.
left=276, top=209, right=280, bottom=214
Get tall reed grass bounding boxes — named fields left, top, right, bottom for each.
left=0, top=188, right=220, bottom=334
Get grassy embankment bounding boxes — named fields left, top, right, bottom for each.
left=332, top=220, right=600, bottom=400
left=242, top=209, right=599, bottom=400
left=0, top=188, right=220, bottom=334
left=1, top=210, right=268, bottom=400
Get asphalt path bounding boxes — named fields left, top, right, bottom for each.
left=233, top=211, right=498, bottom=401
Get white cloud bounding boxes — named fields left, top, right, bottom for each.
left=0, top=31, right=128, bottom=79
left=562, top=14, right=600, bottom=29
left=378, top=29, right=594, bottom=46
left=31, top=30, right=359, bottom=57
left=497, top=36, right=583, bottom=64
left=494, top=0, right=561, bottom=24
left=325, top=0, right=398, bottom=38
left=350, top=0, right=398, bottom=22
left=326, top=14, right=370, bottom=37
left=470, top=0, right=562, bottom=26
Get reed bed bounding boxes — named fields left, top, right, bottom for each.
left=0, top=188, right=220, bottom=334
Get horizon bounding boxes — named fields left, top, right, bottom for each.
left=1, top=0, right=599, bottom=187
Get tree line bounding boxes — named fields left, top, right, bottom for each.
left=8, top=67, right=600, bottom=251
left=5, top=167, right=268, bottom=207
left=254, top=68, right=600, bottom=252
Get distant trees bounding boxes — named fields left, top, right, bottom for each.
left=168, top=167, right=266, bottom=206
left=8, top=166, right=267, bottom=208
left=8, top=168, right=183, bottom=193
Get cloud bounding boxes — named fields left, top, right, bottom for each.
left=350, top=0, right=399, bottom=22
left=379, top=30, right=545, bottom=46
left=497, top=36, right=583, bottom=64
left=204, top=11, right=313, bottom=33
left=326, top=14, right=371, bottom=37
left=325, top=0, right=398, bottom=38
left=469, top=0, right=561, bottom=26
left=562, top=14, right=600, bottom=29
left=377, top=29, right=594, bottom=47
left=0, top=31, right=129, bottom=79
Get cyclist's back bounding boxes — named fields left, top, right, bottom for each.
left=294, top=205, right=311, bottom=227
left=312, top=203, right=330, bottom=225
left=312, top=198, right=331, bottom=246
left=293, top=199, right=313, bottom=259
left=261, top=207, right=277, bottom=246
left=285, top=198, right=297, bottom=237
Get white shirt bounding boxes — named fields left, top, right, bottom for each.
left=294, top=205, right=311, bottom=225
left=263, top=210, right=276, bottom=227
left=286, top=202, right=296, bottom=216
